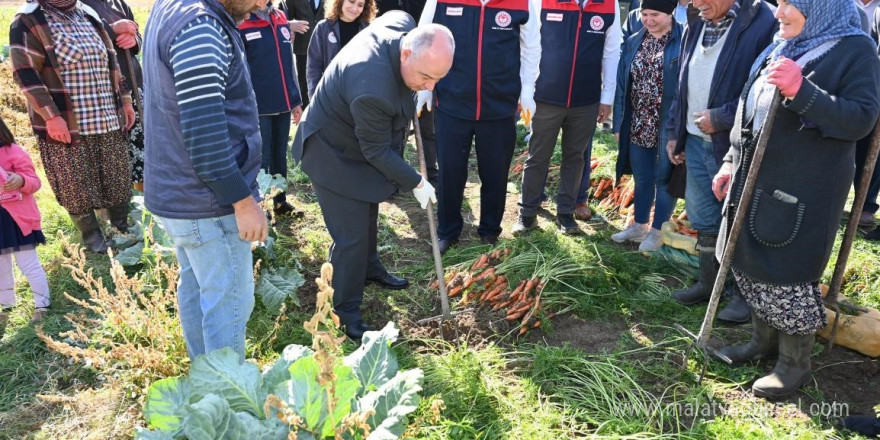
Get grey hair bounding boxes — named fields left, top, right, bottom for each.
left=402, top=24, right=455, bottom=59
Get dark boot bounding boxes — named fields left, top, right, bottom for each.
left=107, top=203, right=129, bottom=233
left=717, top=285, right=752, bottom=324
left=673, top=233, right=718, bottom=304
left=71, top=212, right=108, bottom=254
left=718, top=314, right=778, bottom=365
left=752, top=332, right=814, bottom=400
left=273, top=192, right=302, bottom=218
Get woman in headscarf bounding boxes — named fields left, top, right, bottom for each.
left=10, top=0, right=136, bottom=253
left=80, top=0, right=145, bottom=191
left=711, top=0, right=880, bottom=400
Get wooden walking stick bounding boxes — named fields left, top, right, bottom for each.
left=825, top=116, right=880, bottom=351
left=675, top=92, right=783, bottom=382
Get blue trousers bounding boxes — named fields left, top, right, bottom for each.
left=259, top=113, right=292, bottom=178
left=435, top=111, right=516, bottom=240
left=629, top=143, right=677, bottom=229
left=684, top=134, right=723, bottom=233
left=157, top=214, right=255, bottom=361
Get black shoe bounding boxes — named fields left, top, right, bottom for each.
left=555, top=214, right=580, bottom=235
left=512, top=214, right=537, bottom=236
left=480, top=234, right=499, bottom=245
left=343, top=320, right=372, bottom=340
left=865, top=226, right=880, bottom=241
left=842, top=415, right=880, bottom=437
left=365, top=272, right=409, bottom=290
left=273, top=193, right=304, bottom=218
left=438, top=237, right=458, bottom=255
left=717, top=286, right=751, bottom=324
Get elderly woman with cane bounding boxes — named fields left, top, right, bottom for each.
left=711, top=0, right=880, bottom=400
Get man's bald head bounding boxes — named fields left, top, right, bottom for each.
left=400, top=24, right=455, bottom=92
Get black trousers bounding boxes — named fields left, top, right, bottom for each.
left=296, top=53, right=309, bottom=107
left=434, top=111, right=516, bottom=240
left=313, top=183, right=386, bottom=325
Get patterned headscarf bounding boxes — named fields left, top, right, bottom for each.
left=37, top=0, right=78, bottom=11
left=773, top=0, right=868, bottom=59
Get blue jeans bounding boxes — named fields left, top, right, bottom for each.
left=684, top=134, right=723, bottom=233
left=629, top=143, right=677, bottom=229
left=259, top=113, right=292, bottom=178
left=576, top=132, right=596, bottom=204
left=156, top=214, right=255, bottom=361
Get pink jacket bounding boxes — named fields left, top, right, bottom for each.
left=0, top=143, right=42, bottom=236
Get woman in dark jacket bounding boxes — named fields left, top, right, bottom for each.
left=712, top=0, right=880, bottom=400
left=611, top=0, right=681, bottom=252
left=80, top=0, right=144, bottom=190
left=305, top=0, right=375, bottom=99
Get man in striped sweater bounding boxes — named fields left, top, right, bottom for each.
left=142, top=0, right=269, bottom=361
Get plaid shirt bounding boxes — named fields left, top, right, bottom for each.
left=46, top=5, right=120, bottom=135
left=9, top=2, right=131, bottom=146
left=701, top=0, right=740, bottom=49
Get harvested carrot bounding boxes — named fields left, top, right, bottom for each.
left=474, top=267, right=496, bottom=283
left=471, top=254, right=489, bottom=271
left=484, top=282, right=507, bottom=301
left=429, top=279, right=439, bottom=289
left=448, top=286, right=463, bottom=297
left=621, top=188, right=634, bottom=207
left=531, top=319, right=542, bottom=328
left=518, top=326, right=529, bottom=336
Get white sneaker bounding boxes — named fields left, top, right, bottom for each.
left=611, top=222, right=649, bottom=243
left=638, top=229, right=664, bottom=252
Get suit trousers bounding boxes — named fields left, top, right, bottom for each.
left=296, top=54, right=309, bottom=107
left=434, top=111, right=516, bottom=241
left=854, top=126, right=880, bottom=215
left=313, top=183, right=386, bottom=325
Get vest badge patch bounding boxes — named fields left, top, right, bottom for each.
left=495, top=10, right=512, bottom=27
left=446, top=6, right=463, bottom=16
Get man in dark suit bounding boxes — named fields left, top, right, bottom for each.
left=293, top=11, right=454, bottom=339
left=283, top=0, right=324, bottom=106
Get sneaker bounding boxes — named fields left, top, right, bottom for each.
left=556, top=214, right=581, bottom=235
left=31, top=307, right=49, bottom=323
left=611, top=222, right=649, bottom=243
left=638, top=229, right=663, bottom=252
left=512, top=214, right=537, bottom=235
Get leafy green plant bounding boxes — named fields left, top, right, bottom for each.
left=136, top=264, right=424, bottom=439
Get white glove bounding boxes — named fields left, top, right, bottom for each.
left=519, top=92, right=536, bottom=127
left=412, top=178, right=436, bottom=209
left=416, top=90, right=433, bottom=117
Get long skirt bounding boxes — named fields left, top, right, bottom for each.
left=733, top=268, right=827, bottom=335
left=38, top=129, right=132, bottom=215
left=128, top=93, right=145, bottom=184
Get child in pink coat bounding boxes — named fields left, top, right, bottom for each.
left=0, top=116, right=50, bottom=326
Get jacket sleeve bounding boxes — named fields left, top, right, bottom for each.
left=9, top=17, right=61, bottom=122
left=350, top=94, right=422, bottom=190
left=612, top=40, right=628, bottom=133
left=785, top=45, right=880, bottom=142
left=519, top=0, right=541, bottom=102
left=7, top=144, right=41, bottom=195
left=306, top=21, right=327, bottom=99
left=418, top=0, right=437, bottom=25
left=600, top=0, right=622, bottom=105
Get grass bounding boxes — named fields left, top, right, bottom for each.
left=2, top=6, right=880, bottom=438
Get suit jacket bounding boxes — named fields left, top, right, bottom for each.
left=293, top=10, right=421, bottom=203
left=283, top=0, right=324, bottom=54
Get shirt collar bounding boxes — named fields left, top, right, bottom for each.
left=702, top=0, right=740, bottom=27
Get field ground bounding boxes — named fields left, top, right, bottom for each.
left=1, top=5, right=880, bottom=440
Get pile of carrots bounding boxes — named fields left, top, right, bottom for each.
left=429, top=249, right=549, bottom=336
left=510, top=154, right=604, bottom=179
left=592, top=175, right=635, bottom=219
left=669, top=212, right=698, bottom=237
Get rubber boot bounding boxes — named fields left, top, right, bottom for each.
left=717, top=285, right=752, bottom=324
left=718, top=314, right=778, bottom=365
left=673, top=234, right=717, bottom=304
left=71, top=212, right=109, bottom=254
left=752, top=332, right=814, bottom=400
left=107, top=203, right=129, bottom=233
